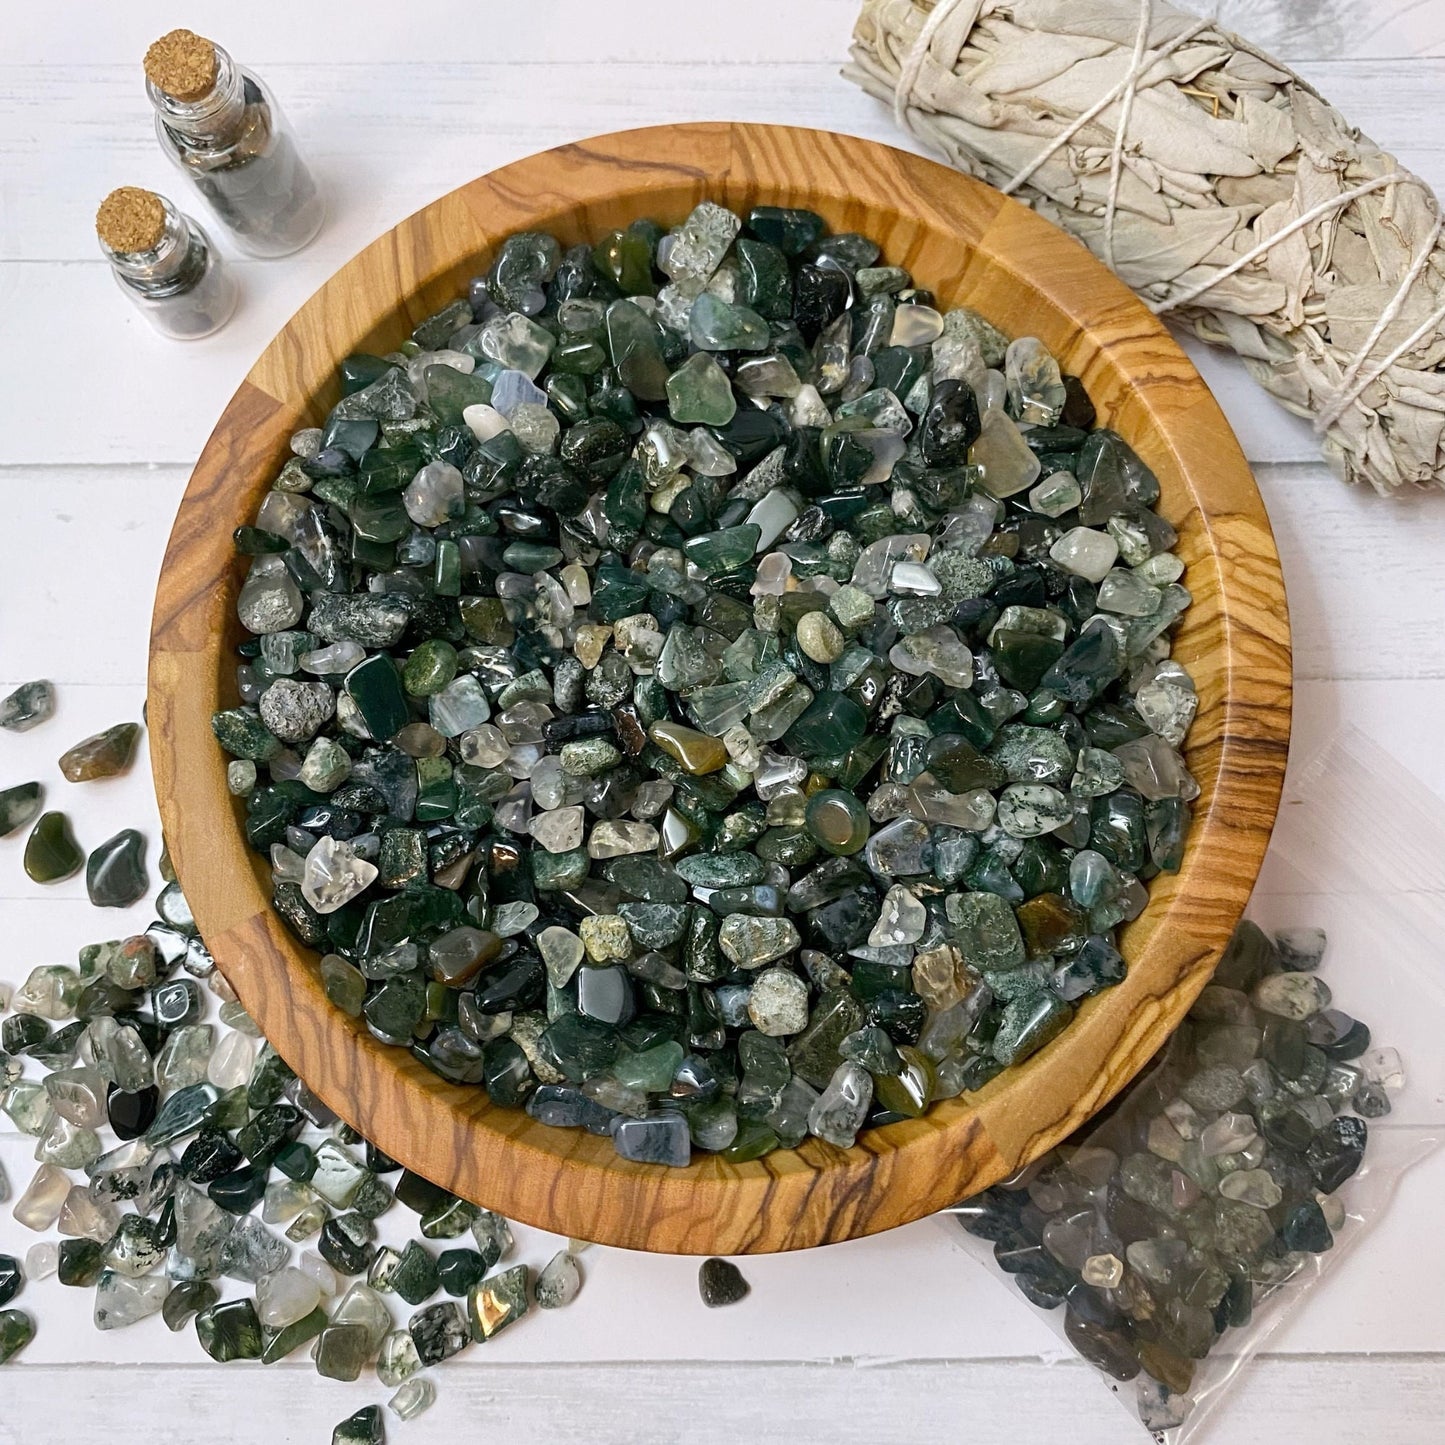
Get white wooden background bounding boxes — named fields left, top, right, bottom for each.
left=3, top=2, right=1445, bottom=1440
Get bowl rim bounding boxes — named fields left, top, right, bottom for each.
left=148, top=121, right=1292, bottom=1254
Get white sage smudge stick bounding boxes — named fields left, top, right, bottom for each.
left=845, top=0, right=1445, bottom=494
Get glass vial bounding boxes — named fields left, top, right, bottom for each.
left=143, top=28, right=324, bottom=258
left=95, top=187, right=238, bottom=340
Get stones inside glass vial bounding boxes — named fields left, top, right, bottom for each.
left=95, top=187, right=237, bottom=340
left=143, top=28, right=324, bottom=258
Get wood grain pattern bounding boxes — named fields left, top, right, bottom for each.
left=148, top=123, right=1292, bottom=1254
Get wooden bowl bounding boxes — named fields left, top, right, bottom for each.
left=149, top=123, right=1291, bottom=1254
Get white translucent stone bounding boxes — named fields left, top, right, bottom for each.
left=889, top=625, right=973, bottom=688
left=301, top=836, right=378, bottom=914
left=869, top=885, right=927, bottom=947
left=1360, top=1046, right=1405, bottom=1090
left=301, top=640, right=366, bottom=676
left=94, top=1272, right=170, bottom=1330
left=458, top=724, right=509, bottom=767
left=25, top=1241, right=58, bottom=1280
left=58, top=1185, right=120, bottom=1242
left=587, top=821, right=659, bottom=859
left=808, top=1061, right=873, bottom=1148
left=388, top=1378, right=437, bottom=1422
left=1004, top=336, right=1067, bottom=425
left=510, top=401, right=561, bottom=454
left=891, top=561, right=940, bottom=595
left=478, top=311, right=555, bottom=378
left=333, top=1282, right=393, bottom=1353
left=969, top=407, right=1040, bottom=498
left=300, top=1249, right=340, bottom=1297
left=529, top=805, right=584, bottom=854
left=310, top=1141, right=368, bottom=1209
left=538, top=926, right=586, bottom=987
left=12, top=1163, right=71, bottom=1230
left=534, top=1249, right=583, bottom=1309
left=890, top=304, right=944, bottom=346
left=492, top=901, right=539, bottom=937
left=430, top=674, right=492, bottom=736
left=745, top=489, right=801, bottom=552
left=258, top=1265, right=323, bottom=1330
left=1029, top=470, right=1082, bottom=518
left=1049, top=526, right=1120, bottom=583
left=790, top=384, right=832, bottom=428
left=207, top=1030, right=257, bottom=1090
left=747, top=967, right=810, bottom=1037
left=851, top=533, right=930, bottom=598
left=402, top=460, right=465, bottom=527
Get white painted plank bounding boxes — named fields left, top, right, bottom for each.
left=0, top=1355, right=1442, bottom=1445
left=4, top=0, right=1442, bottom=68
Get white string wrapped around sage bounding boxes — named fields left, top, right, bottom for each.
left=845, top=0, right=1445, bottom=494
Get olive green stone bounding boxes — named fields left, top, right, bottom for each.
left=24, top=811, right=83, bottom=883
left=0, top=781, right=43, bottom=838
left=86, top=829, right=148, bottom=908
left=195, top=1298, right=264, bottom=1362
left=59, top=722, right=142, bottom=782
left=605, top=299, right=669, bottom=401
left=649, top=722, right=728, bottom=776
left=163, top=1280, right=219, bottom=1333
left=314, top=1322, right=373, bottom=1380
left=787, top=989, right=866, bottom=1089
left=402, top=639, right=458, bottom=698
left=467, top=1263, right=529, bottom=1341
left=0, top=1309, right=35, bottom=1365
left=261, top=1305, right=328, bottom=1363
left=57, top=1238, right=105, bottom=1287
left=345, top=655, right=410, bottom=740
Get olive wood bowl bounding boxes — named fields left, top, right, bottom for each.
left=149, top=123, right=1291, bottom=1254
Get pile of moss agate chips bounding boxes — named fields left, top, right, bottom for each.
left=214, top=201, right=1198, bottom=1168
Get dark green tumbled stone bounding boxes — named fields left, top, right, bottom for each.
left=437, top=1248, right=488, bottom=1297
left=85, top=828, right=148, bottom=907
left=195, top=1298, right=264, bottom=1362
left=991, top=990, right=1072, bottom=1066
left=344, top=655, right=410, bottom=740
left=785, top=693, right=867, bottom=758
left=392, top=1240, right=441, bottom=1306
left=747, top=205, right=825, bottom=256
left=332, top=1406, right=385, bottom=1445
left=0, top=1257, right=20, bottom=1308
left=208, top=1164, right=268, bottom=1215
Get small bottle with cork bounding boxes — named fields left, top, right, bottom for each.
left=95, top=187, right=238, bottom=339
left=143, top=28, right=324, bottom=258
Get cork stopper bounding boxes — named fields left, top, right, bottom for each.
left=96, top=187, right=167, bottom=255
left=143, top=28, right=218, bottom=102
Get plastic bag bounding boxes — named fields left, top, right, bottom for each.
left=941, top=727, right=1444, bottom=1441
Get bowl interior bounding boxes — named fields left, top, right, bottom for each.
left=149, top=123, right=1291, bottom=1253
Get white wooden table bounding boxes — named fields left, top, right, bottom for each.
left=3, top=2, right=1445, bottom=1440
